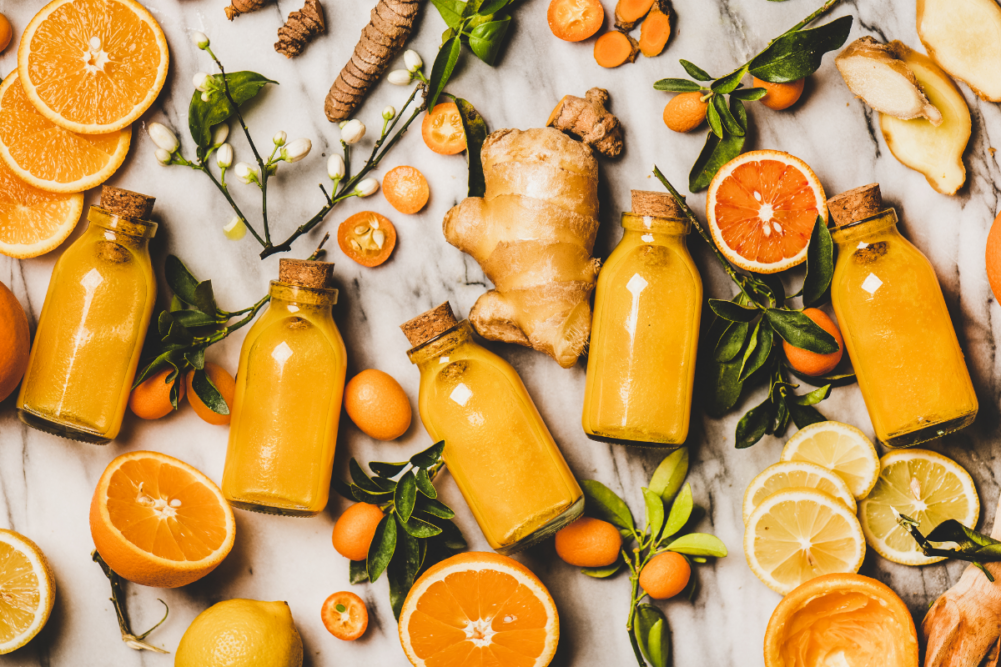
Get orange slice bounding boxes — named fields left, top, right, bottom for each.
left=706, top=150, right=827, bottom=274
left=18, top=0, right=169, bottom=134
left=0, top=158, right=83, bottom=258
left=399, top=552, right=560, bottom=667
left=89, top=451, right=236, bottom=589
left=0, top=73, right=131, bottom=193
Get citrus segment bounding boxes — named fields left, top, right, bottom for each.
left=0, top=530, right=55, bottom=655
left=18, top=0, right=169, bottom=134
left=858, top=449, right=979, bottom=566
left=706, top=150, right=827, bottom=274
left=780, top=421, right=880, bottom=500
left=0, top=158, right=83, bottom=259
left=743, top=460, right=856, bottom=524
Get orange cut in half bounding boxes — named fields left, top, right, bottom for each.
left=18, top=0, right=170, bottom=134
left=0, top=158, right=83, bottom=259
left=706, top=150, right=827, bottom=274
left=399, top=552, right=560, bottom=667
left=89, top=451, right=236, bottom=589
left=0, top=73, right=131, bottom=193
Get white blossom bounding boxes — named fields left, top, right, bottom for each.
left=211, top=123, right=230, bottom=146
left=383, top=106, right=396, bottom=121
left=340, top=119, right=366, bottom=145
left=356, top=178, right=379, bottom=197
left=193, top=72, right=212, bottom=92
left=234, top=162, right=259, bottom=184
left=192, top=31, right=210, bottom=49
left=216, top=143, right=234, bottom=168
left=223, top=216, right=247, bottom=241
left=155, top=148, right=172, bottom=165
left=404, top=50, right=423, bottom=73
left=273, top=131, right=287, bottom=147
left=327, top=154, right=345, bottom=181
left=148, top=122, right=179, bottom=153
left=201, top=92, right=211, bottom=103
left=281, top=138, right=311, bottom=163
left=387, top=69, right=412, bottom=86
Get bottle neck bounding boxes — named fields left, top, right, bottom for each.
left=408, top=321, right=475, bottom=367
left=621, top=212, right=690, bottom=236
left=831, top=209, right=899, bottom=247
left=268, top=281, right=338, bottom=310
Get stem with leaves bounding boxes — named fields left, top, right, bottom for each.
left=93, top=552, right=169, bottom=654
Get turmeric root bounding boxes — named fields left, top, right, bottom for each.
left=594, top=31, right=639, bottom=69
left=324, top=0, right=420, bottom=122
left=614, top=0, right=655, bottom=30
left=918, top=0, right=1001, bottom=102
left=275, top=0, right=325, bottom=58
left=638, top=1, right=671, bottom=57
left=547, top=88, right=624, bottom=158
left=443, top=128, right=601, bottom=368
left=225, top=0, right=272, bottom=20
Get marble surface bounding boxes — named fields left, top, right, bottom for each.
left=0, top=0, right=999, bottom=664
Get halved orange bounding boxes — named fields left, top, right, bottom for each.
left=0, top=73, right=131, bottom=193
left=706, top=150, right=827, bottom=274
left=399, top=552, right=560, bottom=667
left=0, top=158, right=83, bottom=259
left=18, top=0, right=169, bottom=134
left=89, top=451, right=236, bottom=589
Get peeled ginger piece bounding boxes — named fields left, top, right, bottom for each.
left=918, top=0, right=1001, bottom=101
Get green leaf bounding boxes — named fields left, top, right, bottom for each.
left=786, top=366, right=857, bottom=387
left=666, top=533, right=728, bottom=558
left=164, top=256, right=201, bottom=307
left=736, top=397, right=775, bottom=448
left=350, top=459, right=386, bottom=494
left=706, top=100, right=723, bottom=138
left=643, top=488, right=665, bottom=540
left=634, top=605, right=670, bottom=667
left=713, top=94, right=744, bottom=137
left=435, top=520, right=468, bottom=551
left=183, top=348, right=205, bottom=371
left=333, top=476, right=355, bottom=501
left=349, top=559, right=369, bottom=584
left=415, top=495, right=455, bottom=519
left=649, top=448, right=689, bottom=503
left=193, top=281, right=217, bottom=316
left=349, top=485, right=392, bottom=504
left=133, top=350, right=181, bottom=388
left=431, top=0, right=466, bottom=28
left=788, top=402, right=825, bottom=429
left=188, top=72, right=276, bottom=147
left=680, top=60, right=713, bottom=81
left=162, top=320, right=193, bottom=350
left=766, top=309, right=839, bottom=354
left=171, top=310, right=218, bottom=328
left=367, top=514, right=397, bottom=582
left=739, top=320, right=773, bottom=382
left=399, top=514, right=443, bottom=538
left=709, top=298, right=758, bottom=322
left=794, top=384, right=831, bottom=406
left=662, top=483, right=693, bottom=540
left=773, top=395, right=791, bottom=435
left=715, top=321, right=749, bottom=363
left=900, top=515, right=1001, bottom=565
left=395, top=471, right=418, bottom=523
left=582, top=560, right=624, bottom=578
left=749, top=16, right=853, bottom=83
left=388, top=519, right=421, bottom=620
left=411, top=441, right=446, bottom=469
left=477, top=0, right=511, bottom=15
left=802, top=216, right=834, bottom=307
left=427, top=36, right=462, bottom=110
left=581, top=480, right=635, bottom=533
left=689, top=130, right=745, bottom=192
left=468, top=16, right=511, bottom=65
left=711, top=65, right=748, bottom=94
left=653, top=78, right=703, bottom=92
left=730, top=86, right=768, bottom=101
left=370, top=461, right=409, bottom=477
left=449, top=97, right=488, bottom=197
left=703, top=356, right=742, bottom=418
left=192, top=369, right=230, bottom=415
left=415, top=467, right=438, bottom=498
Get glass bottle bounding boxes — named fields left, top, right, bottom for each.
left=222, top=259, right=347, bottom=516
left=402, top=303, right=583, bottom=553
left=829, top=183, right=977, bottom=447
left=17, top=187, right=157, bottom=444
left=583, top=191, right=702, bottom=446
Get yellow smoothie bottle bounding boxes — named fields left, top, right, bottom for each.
left=17, top=187, right=157, bottom=444
left=401, top=303, right=583, bottom=553
left=222, top=259, right=347, bottom=516
left=583, top=191, right=702, bottom=447
left=828, top=184, right=977, bottom=447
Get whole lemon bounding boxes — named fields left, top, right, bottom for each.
left=175, top=599, right=303, bottom=667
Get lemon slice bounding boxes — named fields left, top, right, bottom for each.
left=858, top=449, right=979, bottom=566
left=780, top=421, right=880, bottom=500
left=745, top=487, right=866, bottom=595
left=743, top=460, right=856, bottom=524
left=0, top=529, right=56, bottom=654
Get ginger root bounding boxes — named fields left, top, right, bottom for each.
left=225, top=0, right=272, bottom=20
left=638, top=1, right=671, bottom=57
left=593, top=31, right=640, bottom=69
left=547, top=88, right=624, bottom=158
left=275, top=0, right=325, bottom=58
left=443, top=128, right=601, bottom=368
left=918, top=0, right=1001, bottom=102
left=614, top=0, right=655, bottom=30
left=836, top=37, right=942, bottom=125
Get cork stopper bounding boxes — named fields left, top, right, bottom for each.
left=400, top=302, right=459, bottom=347
left=828, top=184, right=883, bottom=228
left=278, top=259, right=336, bottom=288
left=100, top=186, right=155, bottom=219
left=631, top=190, right=685, bottom=219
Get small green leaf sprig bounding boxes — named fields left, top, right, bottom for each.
left=898, top=514, right=1001, bottom=582
left=653, top=0, right=852, bottom=191
left=576, top=450, right=727, bottom=667
left=333, top=442, right=468, bottom=619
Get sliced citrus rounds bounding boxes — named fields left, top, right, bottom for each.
left=743, top=460, right=856, bottom=524
left=89, top=451, right=236, bottom=589
left=706, top=150, right=827, bottom=274
left=0, top=158, right=83, bottom=259
left=18, top=0, right=169, bottom=134
left=0, top=74, right=131, bottom=193
left=858, top=449, right=979, bottom=566
left=0, top=530, right=55, bottom=655
left=745, top=487, right=866, bottom=596
left=781, top=421, right=880, bottom=500
left=399, top=552, right=559, bottom=667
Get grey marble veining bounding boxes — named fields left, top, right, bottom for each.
left=0, top=0, right=998, bottom=665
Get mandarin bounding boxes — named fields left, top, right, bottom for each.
left=639, top=551, right=691, bottom=600
left=186, top=362, right=236, bottom=426
left=0, top=14, right=10, bottom=54
left=986, top=210, right=1001, bottom=301
left=0, top=281, right=29, bottom=402
left=383, top=166, right=430, bottom=215
left=332, top=503, right=384, bottom=561
left=663, top=92, right=709, bottom=133
left=753, top=76, right=806, bottom=111
left=344, top=369, right=412, bottom=440
left=129, top=367, right=184, bottom=420
left=783, top=308, right=844, bottom=377
left=554, top=517, right=622, bottom=567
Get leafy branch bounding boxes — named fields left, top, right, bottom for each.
left=93, top=552, right=169, bottom=653
left=899, top=514, right=1001, bottom=582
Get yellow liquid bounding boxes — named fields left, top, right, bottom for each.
left=222, top=283, right=346, bottom=516
left=411, top=323, right=582, bottom=552
left=17, top=210, right=155, bottom=443
left=831, top=210, right=976, bottom=447
left=583, top=214, right=702, bottom=446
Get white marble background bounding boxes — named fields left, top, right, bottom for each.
left=0, top=0, right=998, bottom=665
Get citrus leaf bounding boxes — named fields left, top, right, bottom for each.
left=653, top=78, right=703, bottom=92
left=370, top=461, right=409, bottom=477
left=643, top=488, right=665, bottom=540
left=388, top=519, right=421, bottom=619
left=680, top=59, right=713, bottom=81
left=712, top=65, right=749, bottom=94
left=164, top=256, right=201, bottom=306
left=794, top=384, right=831, bottom=406
left=634, top=604, right=670, bottom=667
left=411, top=441, right=445, bottom=469
left=188, top=72, right=276, bottom=147
left=415, top=495, right=455, bottom=519
left=706, top=100, right=723, bottom=138
left=786, top=366, right=856, bottom=387
left=582, top=560, right=624, bottom=578
left=399, top=514, right=443, bottom=538
left=703, top=356, right=742, bottom=418
left=765, top=309, right=839, bottom=354
left=739, top=320, right=773, bottom=382
left=192, top=369, right=229, bottom=415
left=581, top=480, right=635, bottom=533
left=415, top=467, right=438, bottom=499
left=332, top=476, right=355, bottom=501
left=367, top=514, right=397, bottom=582
left=395, top=471, right=418, bottom=523
left=427, top=36, right=462, bottom=110
left=447, top=96, right=488, bottom=197
left=349, top=559, right=369, bottom=584
left=802, top=216, right=834, bottom=307
left=468, top=16, right=511, bottom=65
left=715, top=321, right=749, bottom=362
left=749, top=16, right=853, bottom=83
left=649, top=448, right=689, bottom=503
left=730, top=86, right=768, bottom=100
left=690, top=129, right=745, bottom=192
left=736, top=397, right=775, bottom=448
left=788, top=402, right=825, bottom=429
left=431, top=0, right=465, bottom=27
left=666, top=533, right=728, bottom=558
left=662, top=483, right=693, bottom=540
left=709, top=298, right=758, bottom=322
left=435, top=520, right=468, bottom=551
left=714, top=94, right=744, bottom=137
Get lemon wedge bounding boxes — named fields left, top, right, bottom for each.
left=0, top=529, right=55, bottom=654
left=743, top=460, right=857, bottom=524
left=781, top=421, right=880, bottom=500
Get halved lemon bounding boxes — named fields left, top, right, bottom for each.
left=18, top=0, right=169, bottom=134
left=0, top=158, right=83, bottom=259
left=858, top=449, right=979, bottom=566
left=743, top=460, right=856, bottom=524
left=706, top=149, right=827, bottom=274
left=780, top=421, right=880, bottom=500
left=745, top=487, right=866, bottom=596
left=399, top=552, right=559, bottom=667
left=0, top=73, right=131, bottom=193
left=0, top=529, right=56, bottom=655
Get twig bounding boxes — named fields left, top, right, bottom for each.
left=92, top=552, right=169, bottom=653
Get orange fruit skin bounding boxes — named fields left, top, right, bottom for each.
left=129, top=367, right=184, bottom=420
left=344, top=369, right=412, bottom=440
left=783, top=308, right=844, bottom=377
left=663, top=92, right=709, bottom=133
left=332, top=503, right=385, bottom=561
left=547, top=0, right=604, bottom=42
left=383, top=166, right=430, bottom=215
left=0, top=281, right=29, bottom=403
left=337, top=211, right=398, bottom=268
left=186, top=362, right=235, bottom=426
left=753, top=77, right=806, bottom=111
left=554, top=517, right=622, bottom=567
left=986, top=210, right=1001, bottom=301
left=0, top=14, right=11, bottom=53
left=639, top=552, right=691, bottom=600
left=422, top=103, right=466, bottom=155
left=321, top=591, right=369, bottom=641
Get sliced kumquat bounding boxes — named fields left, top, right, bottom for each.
left=337, top=211, right=397, bottom=267
left=422, top=103, right=466, bottom=156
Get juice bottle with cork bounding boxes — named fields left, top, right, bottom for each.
left=17, top=186, right=157, bottom=443
left=828, top=184, right=977, bottom=447
left=222, top=259, right=347, bottom=516
left=401, top=302, right=583, bottom=553
left=583, top=190, right=702, bottom=446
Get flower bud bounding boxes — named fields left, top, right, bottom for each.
left=193, top=72, right=212, bottom=92
left=201, top=92, right=211, bottom=103
left=404, top=50, right=423, bottom=73
left=223, top=216, right=247, bottom=241
left=387, top=69, right=412, bottom=86
left=192, top=31, right=209, bottom=49
left=155, top=148, right=172, bottom=165
left=327, top=154, right=345, bottom=180
left=148, top=122, right=179, bottom=153
left=356, top=178, right=379, bottom=197
left=273, top=131, right=287, bottom=147
left=211, top=123, right=230, bottom=146
left=340, top=119, right=366, bottom=145
left=216, top=143, right=234, bottom=168
left=234, top=162, right=259, bottom=184
left=281, top=138, right=311, bottom=163
left=339, top=120, right=349, bottom=129
left=383, top=106, right=396, bottom=121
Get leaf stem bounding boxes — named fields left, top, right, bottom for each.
left=92, top=551, right=169, bottom=654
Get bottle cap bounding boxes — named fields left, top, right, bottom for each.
left=400, top=302, right=459, bottom=347
left=100, top=186, right=156, bottom=219
left=631, top=190, right=685, bottom=219
left=278, top=259, right=336, bottom=288
left=827, top=184, right=883, bottom=228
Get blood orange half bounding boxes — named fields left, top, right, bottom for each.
left=706, top=150, right=827, bottom=274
